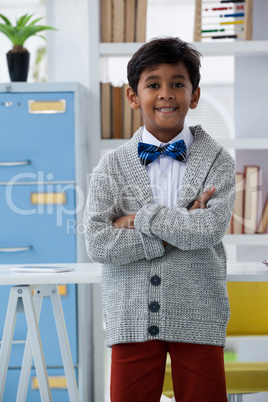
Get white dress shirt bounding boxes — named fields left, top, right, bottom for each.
left=142, top=125, right=193, bottom=207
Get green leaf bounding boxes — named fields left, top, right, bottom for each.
left=19, top=25, right=56, bottom=44
left=21, top=14, right=34, bottom=27
left=0, top=13, right=56, bottom=46
left=29, top=17, right=44, bottom=26
left=0, top=24, right=16, bottom=44
left=37, top=34, right=47, bottom=41
left=17, top=14, right=33, bottom=28
left=16, top=14, right=28, bottom=27
left=0, top=14, right=12, bottom=25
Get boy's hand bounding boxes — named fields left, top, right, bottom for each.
left=163, top=187, right=216, bottom=246
left=189, top=187, right=216, bottom=210
left=112, top=213, right=136, bottom=229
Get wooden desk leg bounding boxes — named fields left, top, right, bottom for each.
left=22, top=286, right=52, bottom=401
left=17, top=285, right=79, bottom=402
left=49, top=284, right=79, bottom=402
left=17, top=288, right=43, bottom=402
left=0, top=286, right=52, bottom=402
left=0, top=287, right=20, bottom=401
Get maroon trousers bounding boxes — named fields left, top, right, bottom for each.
left=111, top=340, right=228, bottom=402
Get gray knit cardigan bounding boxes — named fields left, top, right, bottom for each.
left=84, top=125, right=236, bottom=347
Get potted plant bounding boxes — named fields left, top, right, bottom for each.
left=0, top=13, right=56, bottom=82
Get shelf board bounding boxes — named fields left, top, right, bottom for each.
left=224, top=234, right=268, bottom=245
left=101, top=139, right=127, bottom=149
left=217, top=138, right=268, bottom=149
left=101, top=138, right=268, bottom=150
left=99, top=41, right=268, bottom=57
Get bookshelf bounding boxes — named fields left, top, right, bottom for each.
left=89, top=0, right=268, bottom=242
left=101, top=137, right=268, bottom=151
left=99, top=40, right=268, bottom=56
left=224, top=234, right=268, bottom=246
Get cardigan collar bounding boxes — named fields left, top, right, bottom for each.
left=118, top=127, right=153, bottom=207
left=117, top=125, right=222, bottom=208
left=176, top=125, right=222, bottom=208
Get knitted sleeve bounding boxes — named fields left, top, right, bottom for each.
left=134, top=148, right=236, bottom=250
left=83, top=154, right=165, bottom=265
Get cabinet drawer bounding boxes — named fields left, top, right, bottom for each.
left=0, top=183, right=77, bottom=264
left=2, top=367, right=77, bottom=401
left=0, top=92, right=75, bottom=182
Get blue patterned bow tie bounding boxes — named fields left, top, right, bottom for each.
left=138, top=140, right=187, bottom=166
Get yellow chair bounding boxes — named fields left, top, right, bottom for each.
left=163, top=282, right=268, bottom=401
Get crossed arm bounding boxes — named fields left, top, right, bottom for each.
left=84, top=147, right=235, bottom=264
left=113, top=186, right=216, bottom=230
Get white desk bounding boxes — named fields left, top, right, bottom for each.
left=227, top=262, right=268, bottom=282
left=0, top=263, right=102, bottom=286
left=0, top=263, right=102, bottom=402
left=0, top=262, right=267, bottom=402
left=0, top=261, right=266, bottom=285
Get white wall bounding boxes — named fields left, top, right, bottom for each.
left=46, top=0, right=91, bottom=87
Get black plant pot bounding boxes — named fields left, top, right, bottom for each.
left=7, top=52, right=30, bottom=82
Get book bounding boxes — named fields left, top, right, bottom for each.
left=123, top=83, right=132, bottom=138
left=125, top=0, right=136, bottom=42
left=257, top=197, right=268, bottom=233
left=135, top=0, right=148, bottom=42
left=232, top=173, right=244, bottom=234
left=112, top=85, right=123, bottom=138
left=11, top=266, right=74, bottom=273
left=101, top=0, right=113, bottom=42
left=113, top=0, right=125, bottom=42
left=243, top=166, right=259, bottom=234
left=101, top=82, right=112, bottom=139
left=100, top=0, right=148, bottom=43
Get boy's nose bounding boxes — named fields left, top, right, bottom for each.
left=158, top=88, right=175, bottom=100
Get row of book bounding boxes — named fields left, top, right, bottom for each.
left=101, top=82, right=143, bottom=139
left=227, top=165, right=268, bottom=234
left=101, top=0, right=147, bottom=42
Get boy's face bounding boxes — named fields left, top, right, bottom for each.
left=127, top=63, right=200, bottom=143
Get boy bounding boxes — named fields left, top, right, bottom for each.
left=84, top=37, right=236, bottom=401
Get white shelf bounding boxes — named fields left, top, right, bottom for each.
left=224, top=234, right=268, bottom=246
left=217, top=138, right=268, bottom=149
left=100, top=41, right=268, bottom=57
left=101, top=138, right=268, bottom=150
left=101, top=139, right=127, bottom=149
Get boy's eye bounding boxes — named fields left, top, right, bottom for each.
left=173, top=82, right=183, bottom=88
left=148, top=83, right=159, bottom=89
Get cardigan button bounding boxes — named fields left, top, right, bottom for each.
left=151, top=275, right=161, bottom=286
left=149, top=301, right=160, bottom=312
left=148, top=326, right=159, bottom=336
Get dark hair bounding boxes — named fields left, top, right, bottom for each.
left=127, top=37, right=202, bottom=94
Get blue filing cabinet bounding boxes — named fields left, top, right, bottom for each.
left=0, top=83, right=95, bottom=401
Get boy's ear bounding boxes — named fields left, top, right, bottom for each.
left=189, top=87, right=201, bottom=110
left=126, top=86, right=140, bottom=110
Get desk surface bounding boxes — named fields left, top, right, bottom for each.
left=0, top=261, right=267, bottom=285
left=0, top=263, right=102, bottom=285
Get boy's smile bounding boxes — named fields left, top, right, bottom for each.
left=127, top=63, right=200, bottom=143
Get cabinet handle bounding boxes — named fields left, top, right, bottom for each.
left=0, top=160, right=31, bottom=167
left=0, top=246, right=32, bottom=252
